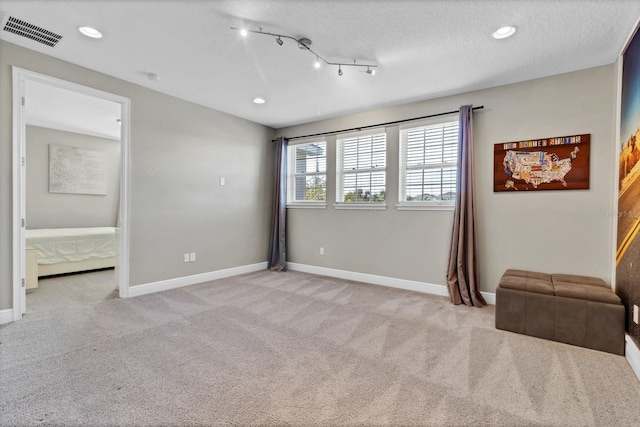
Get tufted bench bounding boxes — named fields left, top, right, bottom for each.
left=495, top=269, right=625, bottom=355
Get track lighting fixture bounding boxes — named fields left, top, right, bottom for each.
left=231, top=26, right=378, bottom=76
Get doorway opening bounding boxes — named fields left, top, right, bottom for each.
left=12, top=67, right=131, bottom=321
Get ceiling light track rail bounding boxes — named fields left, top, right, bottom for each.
left=274, top=106, right=484, bottom=142
left=231, top=27, right=378, bottom=75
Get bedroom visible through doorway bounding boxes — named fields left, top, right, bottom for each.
left=12, top=68, right=131, bottom=321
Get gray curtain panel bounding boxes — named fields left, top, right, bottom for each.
left=446, top=106, right=486, bottom=306
left=268, top=137, right=288, bottom=271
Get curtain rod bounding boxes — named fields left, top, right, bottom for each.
left=272, top=105, right=484, bottom=142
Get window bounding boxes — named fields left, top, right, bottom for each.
left=287, top=141, right=327, bottom=204
left=336, top=131, right=386, bottom=204
left=399, top=120, right=459, bottom=206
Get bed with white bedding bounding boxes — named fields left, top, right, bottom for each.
left=25, top=227, right=118, bottom=277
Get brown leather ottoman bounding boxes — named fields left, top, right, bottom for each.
left=495, top=269, right=625, bottom=355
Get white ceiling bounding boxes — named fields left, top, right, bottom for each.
left=25, top=79, right=122, bottom=140
left=1, top=1, right=639, bottom=129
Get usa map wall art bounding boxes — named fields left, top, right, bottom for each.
left=493, top=134, right=590, bottom=192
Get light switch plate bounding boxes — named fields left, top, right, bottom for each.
left=634, top=305, right=639, bottom=325
left=184, top=253, right=190, bottom=263
left=190, top=252, right=196, bottom=262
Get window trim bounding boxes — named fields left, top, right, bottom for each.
left=396, top=201, right=454, bottom=211
left=286, top=202, right=327, bottom=209
left=398, top=118, right=459, bottom=208
left=334, top=202, right=387, bottom=210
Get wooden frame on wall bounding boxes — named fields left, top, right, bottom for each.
left=493, top=134, right=590, bottom=192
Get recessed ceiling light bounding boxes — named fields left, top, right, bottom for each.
left=493, top=26, right=516, bottom=39
left=253, top=97, right=266, bottom=104
left=78, top=26, right=102, bottom=39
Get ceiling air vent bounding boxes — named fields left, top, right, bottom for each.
left=3, top=16, right=62, bottom=47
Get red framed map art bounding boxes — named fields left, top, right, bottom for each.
left=493, top=134, right=590, bottom=192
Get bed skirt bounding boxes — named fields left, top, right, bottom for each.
left=37, top=257, right=117, bottom=277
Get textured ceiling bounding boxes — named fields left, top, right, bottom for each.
left=1, top=1, right=639, bottom=129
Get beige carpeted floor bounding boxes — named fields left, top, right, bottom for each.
left=1, top=269, right=640, bottom=426
left=25, top=268, right=118, bottom=314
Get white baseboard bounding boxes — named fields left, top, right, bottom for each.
left=626, top=334, right=640, bottom=382
left=128, top=262, right=268, bottom=298
left=0, top=308, right=14, bottom=325
left=482, top=291, right=496, bottom=305
left=288, top=262, right=495, bottom=305
left=1, top=262, right=497, bottom=325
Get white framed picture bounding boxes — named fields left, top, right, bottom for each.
left=49, top=144, right=107, bottom=195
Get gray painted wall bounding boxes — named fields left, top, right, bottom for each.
left=26, top=125, right=121, bottom=229
left=0, top=38, right=617, bottom=311
left=0, top=40, right=275, bottom=309
left=277, top=65, right=617, bottom=294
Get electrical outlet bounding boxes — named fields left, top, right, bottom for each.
left=320, top=247, right=325, bottom=256
left=190, top=252, right=196, bottom=262
left=183, top=253, right=190, bottom=263
left=634, top=305, right=639, bottom=325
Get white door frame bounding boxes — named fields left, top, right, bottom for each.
left=12, top=67, right=131, bottom=321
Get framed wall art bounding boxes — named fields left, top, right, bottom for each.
left=49, top=144, right=107, bottom=195
left=616, top=20, right=640, bottom=346
left=493, top=134, right=590, bottom=192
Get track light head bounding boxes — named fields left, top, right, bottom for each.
left=338, top=66, right=343, bottom=76
left=240, top=29, right=248, bottom=37
left=314, top=57, right=321, bottom=69
left=298, top=38, right=312, bottom=49
left=366, top=67, right=376, bottom=75
left=276, top=36, right=283, bottom=46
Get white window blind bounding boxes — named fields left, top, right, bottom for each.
left=399, top=120, right=459, bottom=204
left=287, top=141, right=327, bottom=203
left=336, top=132, right=386, bottom=203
